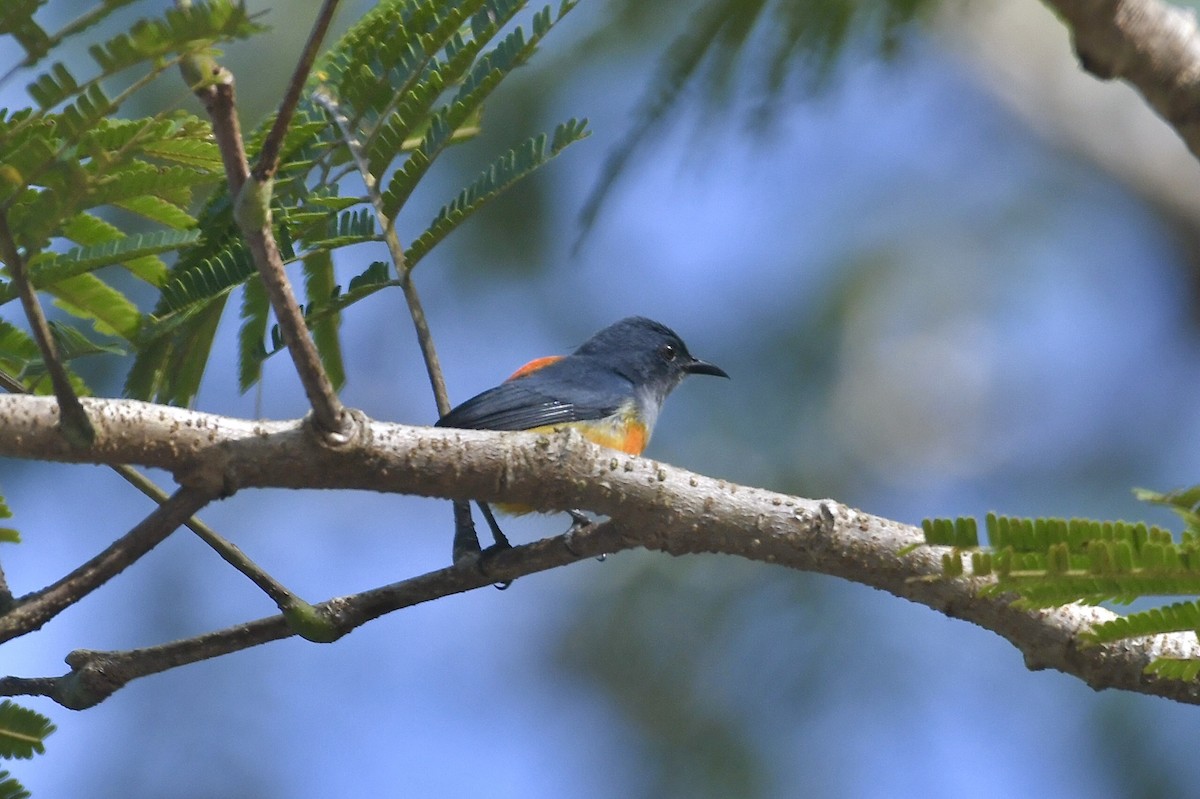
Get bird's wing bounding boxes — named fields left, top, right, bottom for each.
left=437, top=365, right=626, bottom=431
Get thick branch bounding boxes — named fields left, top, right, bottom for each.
left=0, top=394, right=1197, bottom=704
left=1044, top=0, right=1200, bottom=160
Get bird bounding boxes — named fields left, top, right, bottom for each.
left=437, top=316, right=728, bottom=554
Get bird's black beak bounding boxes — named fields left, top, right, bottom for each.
left=686, top=358, right=729, bottom=378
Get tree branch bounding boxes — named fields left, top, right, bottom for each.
left=1044, top=0, right=1200, bottom=161
left=182, top=40, right=349, bottom=439
left=252, top=0, right=341, bottom=182
left=0, top=485, right=215, bottom=643
left=0, top=393, right=1197, bottom=705
left=0, top=211, right=93, bottom=447
left=1, top=520, right=629, bottom=710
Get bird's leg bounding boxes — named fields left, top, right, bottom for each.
left=453, top=502, right=512, bottom=587
left=475, top=501, right=513, bottom=590
left=476, top=501, right=512, bottom=550
left=451, top=500, right=482, bottom=564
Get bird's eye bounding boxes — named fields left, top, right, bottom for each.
left=660, top=343, right=678, bottom=361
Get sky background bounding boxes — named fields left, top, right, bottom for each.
left=5, top=1, right=1200, bottom=797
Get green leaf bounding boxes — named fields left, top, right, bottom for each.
left=26, top=61, right=79, bottom=110
left=139, top=133, right=223, bottom=171
left=0, top=700, right=55, bottom=759
left=921, top=517, right=978, bottom=548
left=0, top=0, right=51, bottom=66
left=0, top=769, right=32, bottom=799
left=1144, top=658, right=1200, bottom=681
left=112, top=194, right=200, bottom=229
left=1085, top=600, right=1200, bottom=644
left=302, top=250, right=344, bottom=391
left=403, top=119, right=589, bottom=267
left=0, top=320, right=40, bottom=380
left=157, top=240, right=254, bottom=315
left=237, top=275, right=269, bottom=393
left=293, top=207, right=377, bottom=252
left=7, top=230, right=199, bottom=301
left=1136, top=485, right=1200, bottom=533
left=262, top=262, right=396, bottom=357
left=59, top=212, right=172, bottom=286
left=317, top=0, right=492, bottom=128
left=379, top=3, right=579, bottom=220
left=48, top=273, right=142, bottom=341
left=0, top=487, right=15, bottom=542
left=86, top=0, right=265, bottom=75
left=127, top=297, right=228, bottom=404
left=359, top=0, right=523, bottom=180
left=165, top=298, right=224, bottom=405
left=6, top=0, right=140, bottom=74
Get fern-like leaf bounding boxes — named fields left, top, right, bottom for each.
left=0, top=491, right=17, bottom=544
left=985, top=575, right=1200, bottom=608
left=0, top=320, right=40, bottom=380
left=0, top=769, right=31, bottom=799
left=85, top=1, right=264, bottom=77
left=292, top=207, right=378, bottom=252
left=1144, top=658, right=1200, bottom=681
left=921, top=516, right=978, bottom=548
left=302, top=250, right=345, bottom=391
left=157, top=241, right=254, bottom=315
left=237, top=274, right=270, bottom=393
left=48, top=273, right=142, bottom=341
left=0, top=701, right=55, bottom=759
left=358, top=0, right=524, bottom=179
left=1085, top=600, right=1200, bottom=643
left=4, top=230, right=200, bottom=302
left=261, top=262, right=396, bottom=358
left=379, top=3, right=579, bottom=220
left=404, top=119, right=589, bottom=267
left=317, top=0, right=491, bottom=130
left=0, top=0, right=51, bottom=67
left=1135, top=485, right=1200, bottom=534
left=59, top=212, right=171, bottom=286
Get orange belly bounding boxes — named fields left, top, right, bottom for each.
left=496, top=416, right=649, bottom=515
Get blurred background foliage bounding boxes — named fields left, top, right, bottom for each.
left=6, top=0, right=1200, bottom=797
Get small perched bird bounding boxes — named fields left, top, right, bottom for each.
left=437, top=316, right=728, bottom=551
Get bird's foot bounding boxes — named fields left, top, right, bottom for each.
left=563, top=509, right=606, bottom=561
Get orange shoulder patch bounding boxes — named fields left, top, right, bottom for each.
left=506, top=355, right=565, bottom=381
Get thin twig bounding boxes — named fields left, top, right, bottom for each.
left=0, top=211, right=93, bottom=446
left=0, top=520, right=625, bottom=710
left=184, top=45, right=348, bottom=437
left=312, top=89, right=469, bottom=558
left=253, top=0, right=342, bottom=181
left=310, top=89, right=452, bottom=412
left=109, top=465, right=329, bottom=633
left=0, top=485, right=214, bottom=644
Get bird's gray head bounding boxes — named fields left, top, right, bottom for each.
left=575, top=316, right=728, bottom=406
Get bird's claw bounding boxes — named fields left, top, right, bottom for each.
left=477, top=539, right=513, bottom=590
left=563, top=509, right=606, bottom=561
